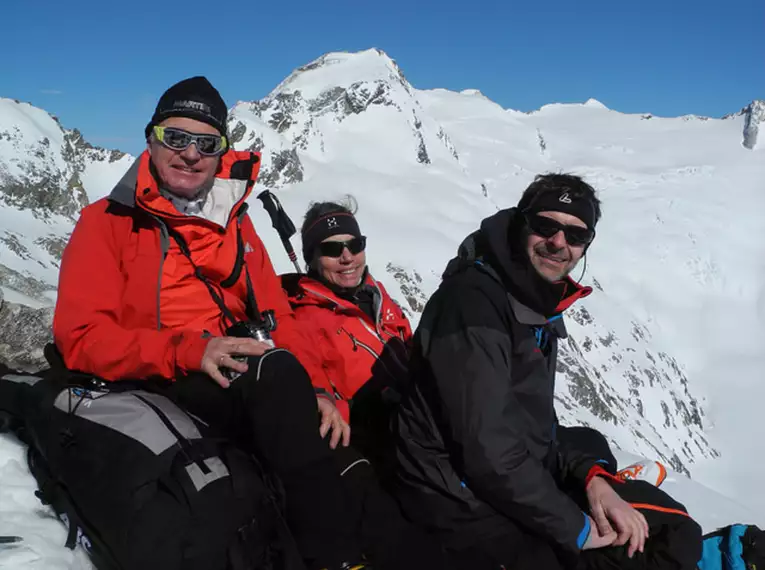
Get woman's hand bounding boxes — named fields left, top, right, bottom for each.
left=317, top=397, right=351, bottom=449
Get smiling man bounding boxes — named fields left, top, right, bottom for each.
left=393, top=174, right=662, bottom=569
left=53, top=76, right=366, bottom=570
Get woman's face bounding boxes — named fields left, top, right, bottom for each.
left=315, top=233, right=367, bottom=289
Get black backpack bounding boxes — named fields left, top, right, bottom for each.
left=0, top=363, right=305, bottom=570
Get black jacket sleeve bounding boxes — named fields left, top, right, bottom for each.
left=423, top=283, right=589, bottom=553
left=555, top=424, right=616, bottom=491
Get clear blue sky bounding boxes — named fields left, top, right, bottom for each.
left=2, top=0, right=762, bottom=156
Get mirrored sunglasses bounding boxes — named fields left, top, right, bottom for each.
left=152, top=126, right=228, bottom=156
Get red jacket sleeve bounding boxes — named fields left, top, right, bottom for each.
left=241, top=217, right=331, bottom=397
left=53, top=203, right=209, bottom=381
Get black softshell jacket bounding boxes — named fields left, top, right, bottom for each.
left=394, top=209, right=598, bottom=555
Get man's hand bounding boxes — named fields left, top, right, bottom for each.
left=586, top=476, right=649, bottom=558
left=317, top=397, right=350, bottom=449
left=582, top=514, right=617, bottom=550
left=200, top=336, right=273, bottom=388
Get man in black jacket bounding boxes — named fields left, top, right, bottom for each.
left=394, top=174, right=654, bottom=569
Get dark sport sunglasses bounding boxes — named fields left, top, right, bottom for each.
left=525, top=214, right=595, bottom=247
left=317, top=236, right=367, bottom=257
left=152, top=126, right=228, bottom=156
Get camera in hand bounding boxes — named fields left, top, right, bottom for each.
left=221, top=310, right=277, bottom=380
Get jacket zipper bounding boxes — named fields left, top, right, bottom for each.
left=357, top=317, right=409, bottom=373
left=305, top=284, right=410, bottom=375
left=152, top=216, right=169, bottom=330
left=340, top=328, right=400, bottom=386
left=373, top=286, right=384, bottom=337
left=341, top=328, right=380, bottom=359
left=302, top=286, right=342, bottom=308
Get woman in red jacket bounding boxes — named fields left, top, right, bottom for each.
left=282, top=199, right=412, bottom=465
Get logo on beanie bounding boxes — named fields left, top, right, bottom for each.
left=558, top=192, right=572, bottom=204
left=172, top=100, right=211, bottom=113
left=327, top=217, right=339, bottom=230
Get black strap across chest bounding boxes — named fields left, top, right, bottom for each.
left=165, top=216, right=262, bottom=330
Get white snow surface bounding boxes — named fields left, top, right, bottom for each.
left=0, top=48, right=763, bottom=566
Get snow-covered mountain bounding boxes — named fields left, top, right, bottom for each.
left=0, top=98, right=133, bottom=368
left=228, top=49, right=460, bottom=188
left=0, top=100, right=132, bottom=306
left=229, top=49, right=764, bottom=484
left=0, top=48, right=763, bottom=566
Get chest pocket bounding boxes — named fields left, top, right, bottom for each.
left=118, top=222, right=157, bottom=269
left=510, top=324, right=554, bottom=396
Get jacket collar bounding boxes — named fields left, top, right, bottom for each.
left=108, top=150, right=262, bottom=226
left=508, top=294, right=568, bottom=338
left=109, top=157, right=141, bottom=207
left=284, top=271, right=381, bottom=312
left=470, top=258, right=568, bottom=335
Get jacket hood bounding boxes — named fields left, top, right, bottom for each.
left=447, top=208, right=592, bottom=319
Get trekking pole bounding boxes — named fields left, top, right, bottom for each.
left=256, top=189, right=302, bottom=274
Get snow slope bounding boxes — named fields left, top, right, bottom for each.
left=0, top=98, right=133, bottom=307
left=0, top=435, right=758, bottom=569
left=229, top=48, right=765, bottom=497
left=0, top=48, right=763, bottom=567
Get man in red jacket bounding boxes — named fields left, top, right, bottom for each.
left=53, top=76, right=364, bottom=570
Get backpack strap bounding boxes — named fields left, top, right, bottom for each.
left=165, top=206, right=269, bottom=331
left=219, top=203, right=249, bottom=289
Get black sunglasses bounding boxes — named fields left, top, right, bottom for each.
left=317, top=236, right=367, bottom=257
left=153, top=126, right=228, bottom=156
left=525, top=214, right=595, bottom=247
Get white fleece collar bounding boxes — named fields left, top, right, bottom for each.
left=160, top=178, right=248, bottom=227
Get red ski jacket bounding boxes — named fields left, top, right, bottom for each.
left=282, top=273, right=412, bottom=421
left=54, top=150, right=325, bottom=390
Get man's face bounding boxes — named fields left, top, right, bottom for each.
left=526, top=210, right=590, bottom=282
left=147, top=117, right=221, bottom=198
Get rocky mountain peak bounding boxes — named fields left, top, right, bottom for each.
left=273, top=48, right=412, bottom=100
left=0, top=287, right=53, bottom=372
left=722, top=99, right=764, bottom=149
left=228, top=49, right=460, bottom=189
left=0, top=98, right=131, bottom=220
left=0, top=98, right=132, bottom=328
left=741, top=99, right=765, bottom=150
